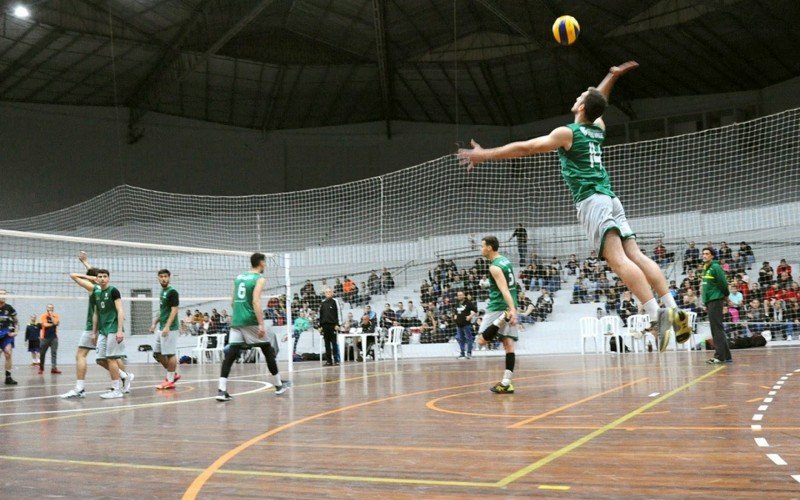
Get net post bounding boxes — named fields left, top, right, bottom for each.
left=284, top=252, right=293, bottom=373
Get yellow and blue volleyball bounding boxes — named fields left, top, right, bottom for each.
left=552, top=15, right=580, bottom=46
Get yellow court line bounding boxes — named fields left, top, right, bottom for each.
left=494, top=366, right=726, bottom=487
left=507, top=378, right=648, bottom=428
left=0, top=455, right=496, bottom=488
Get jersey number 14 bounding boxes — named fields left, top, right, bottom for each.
left=588, top=143, right=604, bottom=170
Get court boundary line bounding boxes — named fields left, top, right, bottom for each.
left=494, top=366, right=726, bottom=487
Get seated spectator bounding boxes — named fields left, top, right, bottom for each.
left=517, top=291, right=535, bottom=323
left=536, top=289, right=553, bottom=321
left=749, top=281, right=763, bottom=304
left=683, top=287, right=700, bottom=313
left=368, top=271, right=381, bottom=295
left=544, top=264, right=561, bottom=292
left=218, top=309, right=230, bottom=334
left=734, top=276, right=749, bottom=302
left=520, top=264, right=534, bottom=290
left=668, top=280, right=680, bottom=304
left=683, top=241, right=700, bottom=273
left=548, top=256, right=562, bottom=277
left=585, top=250, right=599, bottom=276
left=776, top=259, right=792, bottom=280
left=680, top=269, right=700, bottom=294
left=571, top=273, right=588, bottom=304
left=354, top=281, right=370, bottom=306
left=786, top=299, right=800, bottom=340
left=401, top=301, right=421, bottom=326
left=381, top=268, right=395, bottom=292
left=758, top=262, right=774, bottom=288
left=719, top=241, right=733, bottom=262
left=182, top=309, right=194, bottom=335
left=292, top=311, right=312, bottom=354
left=605, top=287, right=620, bottom=314
left=739, top=241, right=754, bottom=269
left=730, top=253, right=746, bottom=276
left=565, top=254, right=579, bottom=275
left=786, top=282, right=800, bottom=302
left=744, top=299, right=765, bottom=336
left=363, top=304, right=377, bottom=323
left=379, top=303, right=396, bottom=329
left=355, top=314, right=376, bottom=360
left=728, top=284, right=743, bottom=314
left=394, top=302, right=405, bottom=319
left=654, top=239, right=668, bottom=267
left=596, top=272, right=610, bottom=300
left=340, top=312, right=359, bottom=333
left=301, top=280, right=316, bottom=301
left=618, top=291, right=637, bottom=325
left=342, top=276, right=357, bottom=303
left=777, top=271, right=792, bottom=290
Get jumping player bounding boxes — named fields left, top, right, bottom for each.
left=458, top=61, right=689, bottom=349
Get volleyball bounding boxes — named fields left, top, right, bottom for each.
left=552, top=15, right=580, bottom=45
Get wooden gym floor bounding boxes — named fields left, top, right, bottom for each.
left=0, top=349, right=798, bottom=498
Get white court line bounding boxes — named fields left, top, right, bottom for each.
left=751, top=424, right=762, bottom=431
left=754, top=437, right=769, bottom=447
left=780, top=376, right=788, bottom=380
left=0, top=363, right=332, bottom=405
left=752, top=414, right=763, bottom=421
left=648, top=392, right=660, bottom=397
left=772, top=386, right=781, bottom=389
left=763, top=398, right=773, bottom=403
left=758, top=405, right=769, bottom=411
left=0, top=379, right=271, bottom=417
left=768, top=391, right=777, bottom=396
left=792, top=475, right=800, bottom=483
left=795, top=369, right=800, bottom=373
left=777, top=381, right=785, bottom=385
left=766, top=454, right=787, bottom=466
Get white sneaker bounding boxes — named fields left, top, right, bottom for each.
left=100, top=390, right=124, bottom=399
left=274, top=380, right=292, bottom=395
left=61, top=389, right=85, bottom=399
left=122, top=373, right=134, bottom=394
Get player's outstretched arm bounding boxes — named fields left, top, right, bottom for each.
left=457, top=127, right=572, bottom=171
left=595, top=61, right=638, bottom=99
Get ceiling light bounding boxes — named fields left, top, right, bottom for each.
left=13, top=5, right=30, bottom=19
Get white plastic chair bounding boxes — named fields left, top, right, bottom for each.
left=673, top=310, right=698, bottom=352
left=599, top=315, right=628, bottom=353
left=383, top=326, right=404, bottom=360
left=192, top=335, right=212, bottom=364
left=627, top=314, right=654, bottom=353
left=580, top=317, right=602, bottom=354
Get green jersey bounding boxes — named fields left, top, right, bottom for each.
left=84, top=285, right=99, bottom=330
left=93, top=285, right=122, bottom=335
left=158, top=285, right=180, bottom=331
left=557, top=123, right=616, bottom=204
left=487, top=255, right=519, bottom=312
left=232, top=272, right=262, bottom=327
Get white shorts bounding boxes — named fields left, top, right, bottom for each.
left=478, top=311, right=518, bottom=341
left=96, top=334, right=127, bottom=360
left=229, top=325, right=279, bottom=355
left=78, top=331, right=96, bottom=350
left=576, top=193, right=635, bottom=256
left=154, top=330, right=179, bottom=356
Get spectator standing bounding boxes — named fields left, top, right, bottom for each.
left=701, top=247, right=732, bottom=364
left=0, top=290, right=19, bottom=385
left=292, top=311, right=311, bottom=355
left=319, top=288, right=339, bottom=366
left=38, top=304, right=61, bottom=375
left=25, top=315, right=40, bottom=365
left=381, top=268, right=395, bottom=293
left=454, top=291, right=477, bottom=359
left=509, top=224, right=528, bottom=266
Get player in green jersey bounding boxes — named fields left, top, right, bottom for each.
left=476, top=236, right=520, bottom=393
left=150, top=269, right=181, bottom=390
left=216, top=252, right=290, bottom=402
left=62, top=252, right=131, bottom=399
left=458, top=61, right=689, bottom=350
left=92, top=268, right=131, bottom=399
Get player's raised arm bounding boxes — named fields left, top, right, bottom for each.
left=70, top=273, right=97, bottom=292
left=595, top=61, right=638, bottom=99
left=457, top=127, right=573, bottom=171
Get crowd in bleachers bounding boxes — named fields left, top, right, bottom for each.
left=180, top=308, right=230, bottom=336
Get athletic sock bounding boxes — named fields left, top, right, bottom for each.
left=167, top=372, right=175, bottom=383
left=112, top=379, right=121, bottom=391
left=643, top=298, right=659, bottom=319
left=502, top=369, right=513, bottom=387
left=218, top=377, right=227, bottom=392
left=273, top=373, right=282, bottom=387
left=661, top=293, right=677, bottom=309
left=118, top=370, right=128, bottom=380
left=76, top=380, right=85, bottom=391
